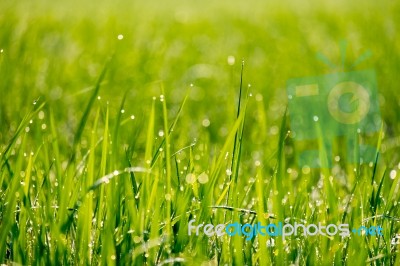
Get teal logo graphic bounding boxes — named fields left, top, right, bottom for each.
left=287, top=49, right=381, bottom=168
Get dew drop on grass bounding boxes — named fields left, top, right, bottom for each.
left=158, top=130, right=164, bottom=137
left=130, top=115, right=135, bottom=120
left=202, top=118, right=210, bottom=127
left=165, top=194, right=172, bottom=201
left=38, top=111, right=45, bottom=119
left=0, top=49, right=3, bottom=53
left=313, top=116, right=319, bottom=122
left=302, top=166, right=311, bottom=174
left=226, top=169, right=232, bottom=176
left=390, top=170, right=397, bottom=180
left=117, top=34, right=124, bottom=40
left=198, top=172, right=209, bottom=184
left=186, top=173, right=196, bottom=184
left=227, top=55, right=235, bottom=65
left=121, top=109, right=125, bottom=113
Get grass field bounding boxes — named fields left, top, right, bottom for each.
left=0, top=0, right=399, bottom=265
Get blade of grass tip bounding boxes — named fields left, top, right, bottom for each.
left=101, top=106, right=118, bottom=265
left=341, top=179, right=358, bottom=223
left=68, top=56, right=111, bottom=165
left=275, top=107, right=287, bottom=218
left=226, top=60, right=245, bottom=207
left=150, top=93, right=188, bottom=167
left=371, top=122, right=384, bottom=185
left=76, top=107, right=99, bottom=264
left=371, top=169, right=387, bottom=217
left=274, top=107, right=287, bottom=266
left=125, top=150, right=139, bottom=205
left=160, top=83, right=172, bottom=242
left=142, top=98, right=155, bottom=225
left=113, top=90, right=129, bottom=165
left=228, top=60, right=246, bottom=266
left=202, top=111, right=245, bottom=223
left=0, top=101, right=45, bottom=162
left=49, top=108, right=63, bottom=192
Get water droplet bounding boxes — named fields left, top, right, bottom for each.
left=133, top=236, right=141, bottom=243
left=267, top=238, right=275, bottom=248
left=186, top=173, right=196, bottom=184
left=38, top=111, right=45, bottom=120
left=117, top=34, right=124, bottom=40
left=121, top=109, right=125, bottom=113
left=165, top=194, right=172, bottom=201
left=226, top=169, right=232, bottom=176
left=390, top=170, right=397, bottom=180
left=198, top=172, right=209, bottom=184
left=158, top=130, right=164, bottom=137
left=313, top=115, right=319, bottom=122
left=41, top=124, right=47, bottom=130
left=227, top=55, right=235, bottom=65
left=202, top=118, right=210, bottom=127
left=130, top=115, right=135, bottom=120
left=302, top=165, right=311, bottom=174
left=0, top=49, right=3, bottom=53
